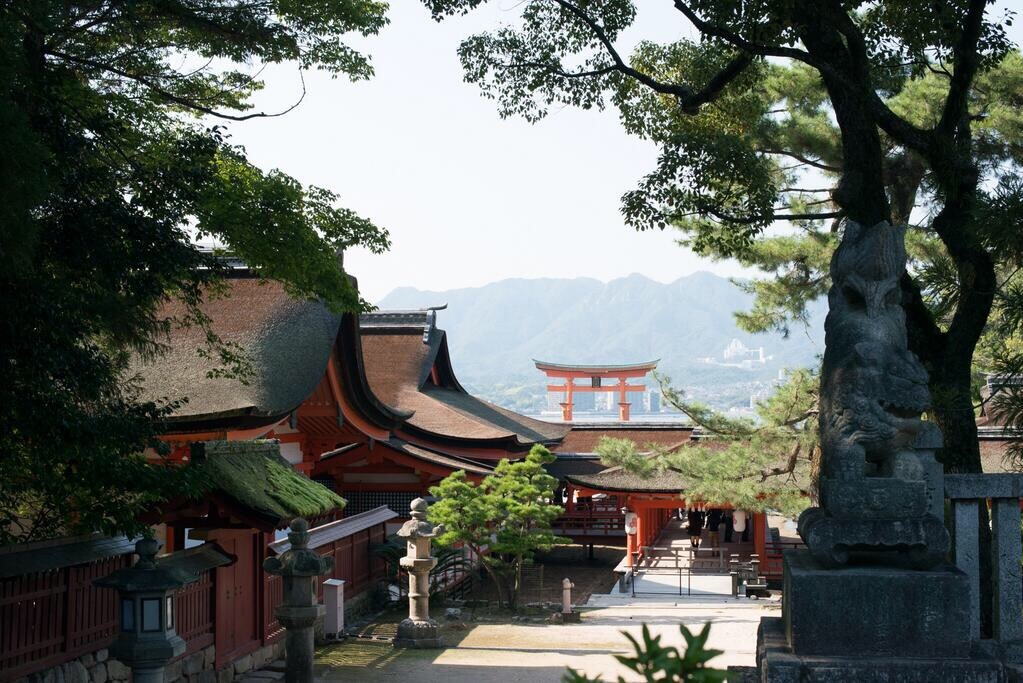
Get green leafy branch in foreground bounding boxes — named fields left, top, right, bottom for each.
left=596, top=369, right=818, bottom=518
left=564, top=623, right=730, bottom=683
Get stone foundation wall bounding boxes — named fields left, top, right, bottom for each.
left=12, top=647, right=127, bottom=683
left=10, top=641, right=285, bottom=683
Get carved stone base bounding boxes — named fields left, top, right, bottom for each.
left=798, top=506, right=949, bottom=568
left=820, top=478, right=928, bottom=518
left=393, top=618, right=443, bottom=649
left=758, top=616, right=1002, bottom=683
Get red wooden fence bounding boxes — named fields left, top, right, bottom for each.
left=176, top=570, right=215, bottom=655
left=1, top=555, right=217, bottom=682
left=1, top=555, right=129, bottom=681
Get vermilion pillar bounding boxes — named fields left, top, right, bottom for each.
left=560, top=381, right=574, bottom=421
left=617, top=378, right=630, bottom=421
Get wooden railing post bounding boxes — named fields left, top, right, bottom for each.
left=991, top=497, right=1023, bottom=643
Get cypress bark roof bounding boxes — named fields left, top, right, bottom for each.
left=566, top=468, right=689, bottom=494
left=132, top=276, right=407, bottom=432
left=359, top=310, right=569, bottom=449
left=133, top=277, right=340, bottom=430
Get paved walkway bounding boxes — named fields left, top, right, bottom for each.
left=307, top=520, right=778, bottom=681
left=312, top=596, right=778, bottom=682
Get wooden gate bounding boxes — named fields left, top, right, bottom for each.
left=214, top=531, right=259, bottom=667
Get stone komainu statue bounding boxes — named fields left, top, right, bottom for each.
left=799, top=221, right=948, bottom=568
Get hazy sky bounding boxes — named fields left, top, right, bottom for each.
left=223, top=2, right=1020, bottom=303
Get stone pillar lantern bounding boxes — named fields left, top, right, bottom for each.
left=93, top=538, right=197, bottom=683
left=393, top=498, right=445, bottom=649
left=262, top=518, right=333, bottom=683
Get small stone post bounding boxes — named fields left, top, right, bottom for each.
left=262, top=519, right=333, bottom=683
left=561, top=578, right=580, bottom=623
left=394, top=498, right=445, bottom=648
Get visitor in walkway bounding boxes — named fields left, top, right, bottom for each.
left=707, top=508, right=723, bottom=547
left=686, top=508, right=705, bottom=549
left=724, top=510, right=734, bottom=543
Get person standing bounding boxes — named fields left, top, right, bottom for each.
left=686, top=508, right=705, bottom=549
left=707, top=508, right=723, bottom=547
left=724, top=509, right=734, bottom=543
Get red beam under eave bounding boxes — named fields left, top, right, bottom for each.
left=546, top=384, right=647, bottom=393
left=541, top=369, right=652, bottom=380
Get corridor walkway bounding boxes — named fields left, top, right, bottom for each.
left=614, top=518, right=757, bottom=598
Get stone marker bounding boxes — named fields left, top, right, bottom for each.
left=262, top=519, right=333, bottom=683
left=560, top=578, right=580, bottom=623
left=393, top=498, right=445, bottom=649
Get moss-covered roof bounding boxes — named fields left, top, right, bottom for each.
left=193, top=440, right=346, bottom=526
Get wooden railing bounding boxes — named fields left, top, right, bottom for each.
left=552, top=512, right=625, bottom=537
left=761, top=540, right=804, bottom=581
left=263, top=572, right=285, bottom=644
left=945, top=473, right=1023, bottom=643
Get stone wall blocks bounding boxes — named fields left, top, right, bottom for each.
left=183, top=651, right=205, bottom=676
left=216, top=666, right=234, bottom=683
left=202, top=646, right=216, bottom=671
left=89, top=663, right=107, bottom=683
left=232, top=655, right=252, bottom=676
left=95, top=651, right=109, bottom=664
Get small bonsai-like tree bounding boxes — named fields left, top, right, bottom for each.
left=564, top=623, right=729, bottom=683
left=428, top=444, right=568, bottom=610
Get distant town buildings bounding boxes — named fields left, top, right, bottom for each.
left=698, top=338, right=772, bottom=370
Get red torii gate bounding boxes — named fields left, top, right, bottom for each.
left=534, top=359, right=659, bottom=422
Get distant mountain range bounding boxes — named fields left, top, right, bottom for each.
left=378, top=272, right=826, bottom=412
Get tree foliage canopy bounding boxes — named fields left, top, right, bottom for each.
left=597, top=370, right=817, bottom=518
left=428, top=445, right=567, bottom=609
left=0, top=0, right=390, bottom=543
left=423, top=0, right=1020, bottom=474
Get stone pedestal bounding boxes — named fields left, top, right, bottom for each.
left=757, top=550, right=1003, bottom=681
left=784, top=550, right=970, bottom=658
left=758, top=617, right=1002, bottom=683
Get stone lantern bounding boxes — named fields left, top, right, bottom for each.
left=262, top=518, right=333, bottom=683
left=393, top=498, right=445, bottom=649
left=93, top=538, right=197, bottom=683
